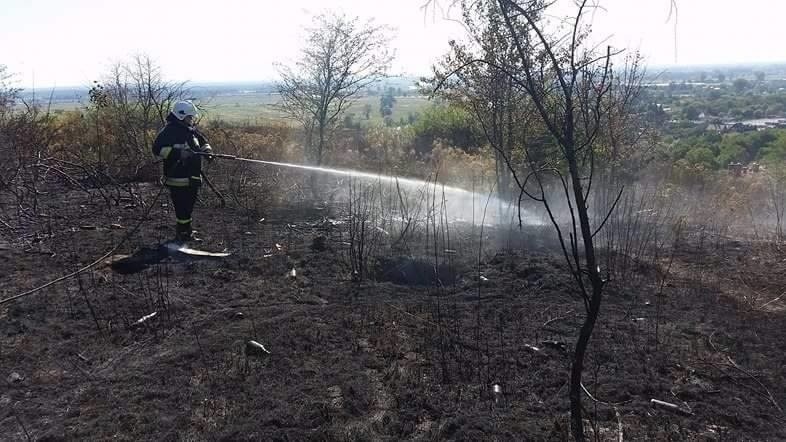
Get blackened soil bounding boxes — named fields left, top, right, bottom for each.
left=1, top=185, right=785, bottom=440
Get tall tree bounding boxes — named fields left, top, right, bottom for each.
left=379, top=87, right=397, bottom=123
left=426, top=0, right=540, bottom=203
left=276, top=13, right=393, bottom=167
left=431, top=1, right=646, bottom=439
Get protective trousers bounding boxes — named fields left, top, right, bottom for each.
left=170, top=186, right=199, bottom=238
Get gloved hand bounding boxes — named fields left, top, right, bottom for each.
left=202, top=145, right=214, bottom=162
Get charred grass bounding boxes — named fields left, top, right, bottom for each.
left=0, top=183, right=785, bottom=441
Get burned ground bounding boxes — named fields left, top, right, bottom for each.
left=1, top=183, right=785, bottom=441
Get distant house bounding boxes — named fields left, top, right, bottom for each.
left=766, top=119, right=786, bottom=129
left=726, top=122, right=757, bottom=133
left=706, top=122, right=728, bottom=132
left=705, top=121, right=757, bottom=133
left=728, top=161, right=761, bottom=177
left=728, top=162, right=744, bottom=176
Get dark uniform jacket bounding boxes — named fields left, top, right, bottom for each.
left=152, top=113, right=212, bottom=187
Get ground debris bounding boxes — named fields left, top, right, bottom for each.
left=134, top=312, right=157, bottom=326
left=245, top=340, right=271, bottom=356
left=650, top=398, right=693, bottom=416
left=7, top=372, right=24, bottom=383
left=313, top=217, right=343, bottom=228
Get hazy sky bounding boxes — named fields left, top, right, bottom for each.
left=1, top=0, right=784, bottom=88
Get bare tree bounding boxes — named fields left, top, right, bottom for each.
left=123, top=54, right=186, bottom=141
left=432, top=1, right=646, bottom=439
left=91, top=54, right=187, bottom=179
left=275, top=13, right=394, bottom=167
left=0, top=65, right=18, bottom=114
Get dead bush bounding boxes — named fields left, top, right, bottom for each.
left=200, top=121, right=300, bottom=216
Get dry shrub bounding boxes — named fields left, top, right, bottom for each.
left=320, top=127, right=366, bottom=170
left=430, top=142, right=496, bottom=190
left=594, top=178, right=681, bottom=290
left=0, top=104, right=61, bottom=221
left=49, top=110, right=159, bottom=184
left=201, top=122, right=301, bottom=214
left=357, top=125, right=418, bottom=175
left=320, top=125, right=421, bottom=179
left=675, top=173, right=772, bottom=239
left=206, top=121, right=295, bottom=163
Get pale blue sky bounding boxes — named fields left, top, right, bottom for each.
left=1, top=0, right=784, bottom=88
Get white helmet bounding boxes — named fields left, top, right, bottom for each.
left=172, top=100, right=198, bottom=120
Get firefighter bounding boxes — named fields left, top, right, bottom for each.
left=152, top=100, right=213, bottom=242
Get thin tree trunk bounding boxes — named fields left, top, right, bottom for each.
left=569, top=285, right=602, bottom=441
left=567, top=150, right=604, bottom=442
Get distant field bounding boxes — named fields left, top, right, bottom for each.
left=43, top=93, right=433, bottom=126
left=200, top=93, right=432, bottom=125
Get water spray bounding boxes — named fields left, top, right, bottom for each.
left=197, top=152, right=474, bottom=196
left=197, top=152, right=544, bottom=226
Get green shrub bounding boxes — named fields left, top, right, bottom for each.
left=411, top=104, right=481, bottom=154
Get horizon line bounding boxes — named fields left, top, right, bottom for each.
left=16, top=61, right=786, bottom=90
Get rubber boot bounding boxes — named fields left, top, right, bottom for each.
left=175, top=222, right=196, bottom=242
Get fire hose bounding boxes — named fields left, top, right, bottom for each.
left=196, top=152, right=240, bottom=160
